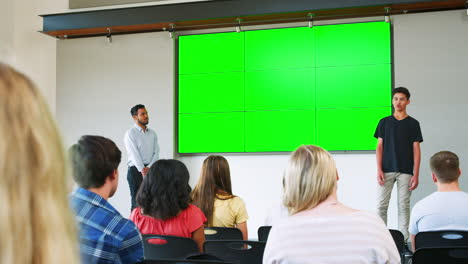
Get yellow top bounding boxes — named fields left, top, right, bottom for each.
left=211, top=194, right=249, bottom=227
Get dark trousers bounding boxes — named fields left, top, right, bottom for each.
left=127, top=166, right=143, bottom=212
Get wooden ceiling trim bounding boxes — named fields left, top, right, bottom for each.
left=41, top=0, right=467, bottom=39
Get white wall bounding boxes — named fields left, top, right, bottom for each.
left=0, top=0, right=204, bottom=111
left=57, top=32, right=175, bottom=215
left=0, top=0, right=68, bottom=110
left=0, top=0, right=15, bottom=64
left=56, top=11, right=468, bottom=238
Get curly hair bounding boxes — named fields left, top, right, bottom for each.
left=136, top=159, right=192, bottom=220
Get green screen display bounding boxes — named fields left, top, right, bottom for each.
left=178, top=21, right=392, bottom=153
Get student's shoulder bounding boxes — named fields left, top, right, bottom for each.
left=407, top=116, right=421, bottom=124
left=412, top=193, right=438, bottom=212
left=378, top=115, right=393, bottom=123
left=124, top=126, right=138, bottom=136
left=186, top=204, right=204, bottom=215
left=118, top=215, right=141, bottom=236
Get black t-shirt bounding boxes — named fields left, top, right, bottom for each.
left=374, top=115, right=423, bottom=175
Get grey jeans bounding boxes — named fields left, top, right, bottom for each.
left=377, top=172, right=412, bottom=241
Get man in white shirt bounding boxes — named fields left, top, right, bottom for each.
left=124, top=104, right=159, bottom=211
left=409, top=151, right=468, bottom=251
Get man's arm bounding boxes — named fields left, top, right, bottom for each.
left=119, top=226, right=144, bottom=264
left=409, top=141, right=421, bottom=191
left=124, top=132, right=146, bottom=173
left=148, top=131, right=160, bottom=167
left=376, top=137, right=385, bottom=185
left=411, top=234, right=416, bottom=252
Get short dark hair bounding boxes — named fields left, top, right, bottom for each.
left=392, top=87, right=411, bottom=100
left=136, top=159, right=192, bottom=220
left=69, top=135, right=122, bottom=189
left=130, top=104, right=145, bottom=116
left=430, top=151, right=460, bottom=183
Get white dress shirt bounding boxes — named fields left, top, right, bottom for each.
left=124, top=124, right=159, bottom=172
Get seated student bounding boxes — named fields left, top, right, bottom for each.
left=191, top=155, right=249, bottom=240
left=69, top=135, right=144, bottom=264
left=0, top=63, right=79, bottom=264
left=263, top=145, right=400, bottom=264
left=409, top=151, right=468, bottom=251
left=130, top=159, right=206, bottom=252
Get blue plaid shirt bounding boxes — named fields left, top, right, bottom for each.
left=70, top=188, right=144, bottom=264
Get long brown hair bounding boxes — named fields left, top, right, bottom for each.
left=192, top=155, right=234, bottom=226
left=0, top=63, right=79, bottom=263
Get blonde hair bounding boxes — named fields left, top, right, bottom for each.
left=283, top=145, right=337, bottom=215
left=0, top=63, right=79, bottom=264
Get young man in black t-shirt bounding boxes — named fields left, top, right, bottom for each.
left=374, top=87, right=423, bottom=242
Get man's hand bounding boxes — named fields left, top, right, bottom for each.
left=377, top=170, right=385, bottom=186
left=141, top=167, right=149, bottom=177
left=409, top=175, right=419, bottom=191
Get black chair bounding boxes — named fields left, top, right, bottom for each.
left=389, top=229, right=409, bottom=263
left=415, top=230, right=468, bottom=250
left=142, top=234, right=200, bottom=260
left=204, top=240, right=266, bottom=264
left=257, top=226, right=272, bottom=242
left=204, top=227, right=242, bottom=240
left=141, top=260, right=237, bottom=264
left=412, top=247, right=468, bottom=264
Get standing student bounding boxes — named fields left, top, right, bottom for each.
left=124, top=104, right=160, bottom=210
left=0, top=63, right=79, bottom=264
left=192, top=155, right=249, bottom=240
left=70, top=135, right=144, bottom=264
left=375, top=87, right=423, bottom=241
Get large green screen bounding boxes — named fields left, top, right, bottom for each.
left=178, top=21, right=392, bottom=153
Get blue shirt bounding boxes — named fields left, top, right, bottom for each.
left=124, top=124, right=159, bottom=172
left=70, top=188, right=144, bottom=264
left=409, top=191, right=468, bottom=235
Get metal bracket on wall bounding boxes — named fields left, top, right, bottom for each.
left=106, top=28, right=112, bottom=43
left=307, top=13, right=315, bottom=28
left=168, top=23, right=175, bottom=38
left=235, top=18, right=243, bottom=33
left=384, top=7, right=391, bottom=23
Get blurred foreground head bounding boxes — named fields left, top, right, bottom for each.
left=0, top=63, right=78, bottom=263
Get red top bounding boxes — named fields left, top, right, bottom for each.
left=130, top=204, right=206, bottom=238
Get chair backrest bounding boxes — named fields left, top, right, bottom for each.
left=204, top=227, right=242, bottom=241
left=388, top=229, right=406, bottom=264
left=415, top=230, right=468, bottom=250
left=412, top=247, right=468, bottom=264
left=257, top=226, right=272, bottom=242
left=141, top=260, right=237, bottom=264
left=204, top=240, right=266, bottom=264
left=389, top=229, right=405, bottom=254
left=142, top=234, right=200, bottom=260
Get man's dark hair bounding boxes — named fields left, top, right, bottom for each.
left=130, top=104, right=145, bottom=116
left=136, top=159, right=192, bottom=220
left=430, top=151, right=460, bottom=183
left=392, top=87, right=411, bottom=100
left=69, top=135, right=122, bottom=189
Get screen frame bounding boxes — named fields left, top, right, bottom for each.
left=175, top=20, right=395, bottom=155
